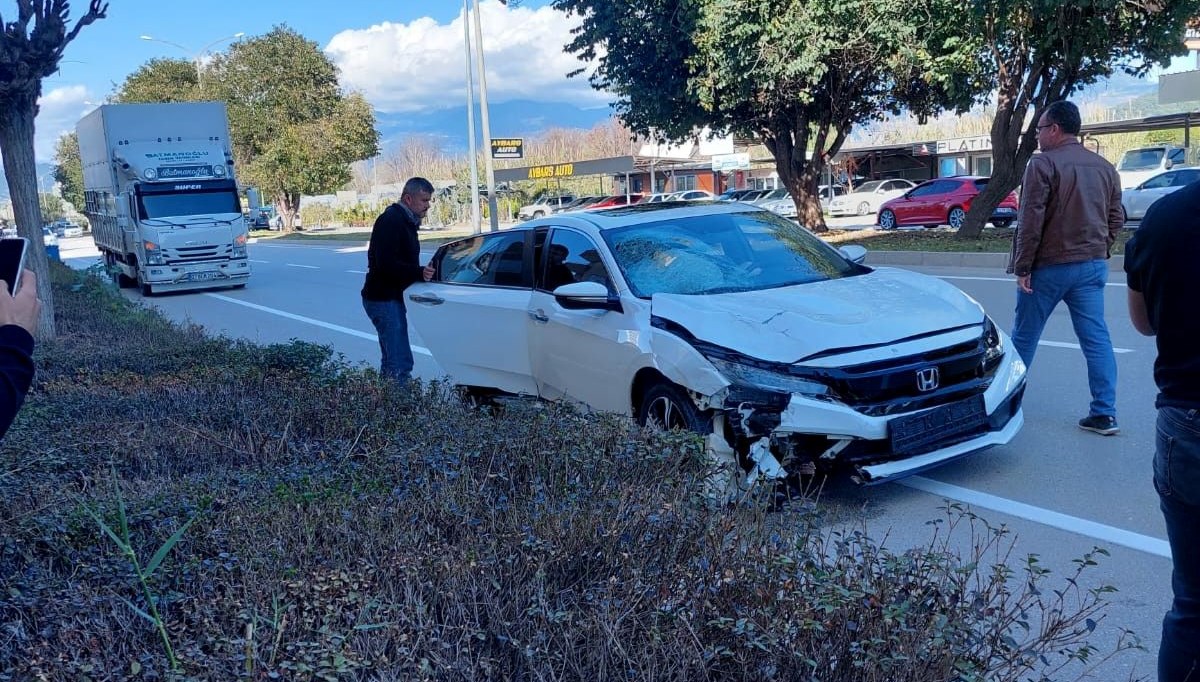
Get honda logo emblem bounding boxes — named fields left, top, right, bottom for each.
left=916, top=367, right=940, bottom=392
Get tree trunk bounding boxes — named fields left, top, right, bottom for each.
left=276, top=193, right=301, bottom=233
left=0, top=93, right=57, bottom=339
left=782, top=166, right=826, bottom=232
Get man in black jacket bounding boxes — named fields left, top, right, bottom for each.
left=361, top=177, right=435, bottom=383
left=0, top=269, right=40, bottom=438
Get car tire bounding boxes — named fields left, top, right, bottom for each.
left=993, top=219, right=1013, bottom=229
left=532, top=210, right=545, bottom=219
left=857, top=201, right=871, bottom=216
left=878, top=209, right=897, bottom=230
left=638, top=381, right=712, bottom=434
left=923, top=224, right=939, bottom=230
left=948, top=207, right=966, bottom=229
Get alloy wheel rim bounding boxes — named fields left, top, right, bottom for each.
left=950, top=209, right=965, bottom=228
left=647, top=396, right=685, bottom=431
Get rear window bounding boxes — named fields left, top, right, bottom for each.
left=973, top=179, right=989, bottom=190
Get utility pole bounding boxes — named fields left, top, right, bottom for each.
left=462, top=1, right=482, bottom=235
left=470, top=0, right=500, bottom=232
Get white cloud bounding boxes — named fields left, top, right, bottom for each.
left=325, top=1, right=608, bottom=114
left=35, top=85, right=97, bottom=162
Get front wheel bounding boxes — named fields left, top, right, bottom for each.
left=532, top=210, right=546, bottom=219
left=857, top=201, right=871, bottom=216
left=948, top=207, right=967, bottom=229
left=638, top=381, right=711, bottom=433
left=878, top=209, right=897, bottom=230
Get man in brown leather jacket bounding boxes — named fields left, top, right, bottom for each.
left=1009, top=100, right=1123, bottom=435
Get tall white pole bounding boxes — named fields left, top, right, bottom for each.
left=463, top=1, right=482, bottom=235
left=470, top=0, right=500, bottom=232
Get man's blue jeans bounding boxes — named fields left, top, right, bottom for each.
left=1156, top=406, right=1200, bottom=681
left=362, top=297, right=413, bottom=383
left=1010, top=259, right=1117, bottom=418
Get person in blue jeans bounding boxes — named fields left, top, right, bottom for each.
left=1125, top=179, right=1200, bottom=681
left=1008, top=100, right=1123, bottom=435
left=361, top=177, right=436, bottom=384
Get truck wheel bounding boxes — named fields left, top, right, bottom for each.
left=116, top=272, right=137, bottom=288
left=140, top=282, right=153, bottom=296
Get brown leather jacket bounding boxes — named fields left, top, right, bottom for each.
left=1009, top=140, right=1123, bottom=276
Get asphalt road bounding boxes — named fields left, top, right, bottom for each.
left=59, top=235, right=1170, bottom=679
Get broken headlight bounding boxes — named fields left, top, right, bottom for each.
left=707, top=356, right=832, bottom=397
left=981, top=315, right=1004, bottom=373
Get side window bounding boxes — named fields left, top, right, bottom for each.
left=907, top=182, right=940, bottom=198
left=1170, top=148, right=1186, bottom=164
left=438, top=231, right=530, bottom=287
left=1172, top=170, right=1200, bottom=187
left=538, top=229, right=612, bottom=292
left=1142, top=173, right=1174, bottom=190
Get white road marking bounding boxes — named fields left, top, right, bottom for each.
left=337, top=245, right=370, bottom=253
left=249, top=259, right=270, bottom=264
left=1039, top=340, right=1133, bottom=353
left=203, top=294, right=432, bottom=356
left=938, top=275, right=1127, bottom=288
left=286, top=263, right=319, bottom=269
left=901, top=476, right=1171, bottom=558
left=347, top=270, right=367, bottom=275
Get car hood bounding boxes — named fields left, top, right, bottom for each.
left=650, top=268, right=983, bottom=363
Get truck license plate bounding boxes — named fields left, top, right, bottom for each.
left=189, top=271, right=221, bottom=282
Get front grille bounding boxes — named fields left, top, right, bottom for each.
left=165, top=244, right=232, bottom=264
left=809, top=338, right=998, bottom=417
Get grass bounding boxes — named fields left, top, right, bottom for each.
left=0, top=263, right=1142, bottom=679
left=823, top=226, right=1136, bottom=255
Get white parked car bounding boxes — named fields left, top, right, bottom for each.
left=668, top=190, right=715, bottom=201
left=518, top=195, right=575, bottom=220
left=828, top=179, right=916, bottom=217
left=1120, top=167, right=1200, bottom=223
left=763, top=186, right=847, bottom=219
left=407, top=203, right=1026, bottom=492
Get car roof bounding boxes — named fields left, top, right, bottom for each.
left=522, top=200, right=764, bottom=232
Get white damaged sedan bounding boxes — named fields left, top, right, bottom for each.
left=407, top=202, right=1026, bottom=489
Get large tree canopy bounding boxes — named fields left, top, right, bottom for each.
left=952, top=0, right=1200, bottom=236
left=51, top=131, right=82, bottom=211
left=114, top=57, right=200, bottom=103
left=0, top=0, right=107, bottom=339
left=553, top=0, right=970, bottom=231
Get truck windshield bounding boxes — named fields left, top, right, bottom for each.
left=1118, top=149, right=1165, bottom=171
left=138, top=188, right=241, bottom=219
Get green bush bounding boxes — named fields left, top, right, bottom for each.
left=0, top=265, right=1138, bottom=680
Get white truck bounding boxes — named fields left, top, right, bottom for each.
left=77, top=102, right=251, bottom=295
left=1116, top=144, right=1191, bottom=190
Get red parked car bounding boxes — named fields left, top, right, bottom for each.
left=588, top=193, right=644, bottom=210
left=877, top=176, right=1019, bottom=230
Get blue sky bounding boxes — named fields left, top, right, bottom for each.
left=33, top=0, right=608, bottom=160
left=22, top=0, right=1196, bottom=164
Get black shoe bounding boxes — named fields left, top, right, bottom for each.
left=1078, top=415, right=1119, bottom=436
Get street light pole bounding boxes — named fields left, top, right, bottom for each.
left=140, top=33, right=245, bottom=87
left=470, top=0, right=500, bottom=232
left=462, top=1, right=482, bottom=235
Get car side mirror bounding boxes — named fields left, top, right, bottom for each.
left=552, top=281, right=621, bottom=312
left=1165, top=158, right=1175, bottom=170
left=839, top=244, right=868, bottom=264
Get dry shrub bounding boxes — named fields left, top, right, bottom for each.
left=0, top=265, right=1137, bottom=680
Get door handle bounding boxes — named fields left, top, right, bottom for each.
left=409, top=293, right=444, bottom=305
left=529, top=309, right=549, bottom=323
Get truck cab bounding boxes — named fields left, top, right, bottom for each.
left=78, top=102, right=251, bottom=295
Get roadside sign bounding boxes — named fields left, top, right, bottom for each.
left=490, top=138, right=524, bottom=159
left=711, top=152, right=750, bottom=171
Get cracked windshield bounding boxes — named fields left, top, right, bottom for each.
left=605, top=210, right=861, bottom=297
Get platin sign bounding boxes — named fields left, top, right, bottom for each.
left=490, top=138, right=524, bottom=159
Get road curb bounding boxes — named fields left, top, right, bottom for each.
left=864, top=250, right=1126, bottom=271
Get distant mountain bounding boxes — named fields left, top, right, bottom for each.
left=0, top=162, right=58, bottom=201
left=375, top=99, right=616, bottom=152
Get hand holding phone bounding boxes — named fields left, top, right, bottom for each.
left=0, top=269, right=40, bottom=336
left=0, top=238, right=28, bottom=296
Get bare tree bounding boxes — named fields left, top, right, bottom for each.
left=0, top=0, right=108, bottom=339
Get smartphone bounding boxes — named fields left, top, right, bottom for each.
left=0, top=238, right=29, bottom=296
